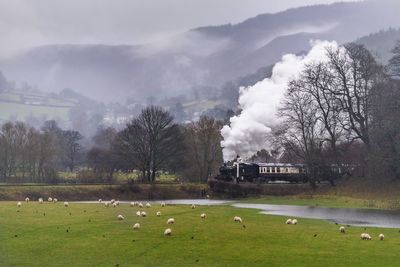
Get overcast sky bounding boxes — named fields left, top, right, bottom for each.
left=0, top=0, right=359, bottom=57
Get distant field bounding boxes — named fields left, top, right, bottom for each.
left=1, top=202, right=399, bottom=266
left=0, top=91, right=76, bottom=122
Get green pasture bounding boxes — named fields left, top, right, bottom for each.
left=1, top=201, right=399, bottom=266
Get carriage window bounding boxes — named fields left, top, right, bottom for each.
left=285, top=168, right=289, bottom=173
left=267, top=167, right=270, bottom=173
left=277, top=167, right=281, bottom=173
left=271, top=167, right=275, bottom=173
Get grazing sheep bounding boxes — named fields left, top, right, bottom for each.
left=164, top=228, right=172, bottom=236
left=161, top=202, right=166, bottom=207
left=156, top=211, right=161, bottom=217
left=339, top=226, right=345, bottom=233
left=379, top=234, right=385, bottom=240
left=113, top=202, right=118, bottom=208
left=361, top=233, right=372, bottom=240
left=138, top=202, right=143, bottom=208
left=136, top=211, right=141, bottom=216
left=140, top=211, right=147, bottom=217
left=64, top=202, right=69, bottom=207
left=104, top=202, right=110, bottom=207
left=200, top=213, right=206, bottom=219
left=25, top=197, right=30, bottom=203
left=53, top=198, right=58, bottom=203
left=115, top=200, right=120, bottom=206
left=98, top=199, right=102, bottom=203
left=234, top=216, right=242, bottom=223
left=38, top=198, right=43, bottom=204
left=146, top=202, right=151, bottom=208
left=48, top=197, right=53, bottom=202
left=133, top=223, right=140, bottom=230
left=286, top=219, right=293, bottom=225
left=117, top=214, right=124, bottom=220
left=191, top=204, right=196, bottom=209
left=130, top=202, right=135, bottom=207
left=292, top=219, right=298, bottom=225
left=17, top=202, right=22, bottom=207
left=134, top=201, right=139, bottom=206
left=167, top=218, right=175, bottom=224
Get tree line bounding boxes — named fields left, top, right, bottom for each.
left=0, top=107, right=223, bottom=184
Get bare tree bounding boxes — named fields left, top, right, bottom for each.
left=326, top=43, right=384, bottom=148
left=278, top=79, right=326, bottom=186
left=62, top=130, right=83, bottom=171
left=183, top=116, right=223, bottom=183
left=116, top=106, right=183, bottom=182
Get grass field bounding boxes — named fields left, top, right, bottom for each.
left=1, top=201, right=400, bottom=266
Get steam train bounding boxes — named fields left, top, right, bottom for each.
left=215, top=162, right=346, bottom=184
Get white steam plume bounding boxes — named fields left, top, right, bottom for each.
left=221, top=40, right=338, bottom=161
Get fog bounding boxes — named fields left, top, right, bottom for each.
left=0, top=0, right=358, bottom=58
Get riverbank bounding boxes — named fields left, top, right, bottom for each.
left=0, top=184, right=208, bottom=201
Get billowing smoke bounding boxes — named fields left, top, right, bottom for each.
left=221, top=40, right=338, bottom=161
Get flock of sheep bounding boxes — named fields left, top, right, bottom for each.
left=17, top=197, right=386, bottom=241
left=101, top=199, right=206, bottom=236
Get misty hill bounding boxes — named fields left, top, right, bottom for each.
left=1, top=0, right=400, bottom=103
left=356, top=28, right=400, bottom=63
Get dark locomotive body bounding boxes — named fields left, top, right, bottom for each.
left=215, top=162, right=346, bottom=184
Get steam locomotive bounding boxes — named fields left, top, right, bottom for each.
left=215, top=162, right=345, bottom=184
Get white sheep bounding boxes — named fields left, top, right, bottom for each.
left=48, top=197, right=53, bottom=202
left=164, top=228, right=172, bottom=236
left=141, top=211, right=147, bottom=217
left=133, top=223, right=140, bottom=230
left=134, top=201, right=139, bottom=206
left=38, top=198, right=43, bottom=204
left=156, top=211, right=161, bottom=217
left=64, top=201, right=69, bottom=207
left=161, top=202, right=166, bottom=207
left=167, top=218, right=175, bottom=224
left=17, top=202, right=22, bottom=207
left=110, top=199, right=115, bottom=204
left=361, top=233, right=372, bottom=240
left=113, top=202, right=118, bottom=208
left=146, top=202, right=151, bottom=208
left=136, top=211, right=141, bottom=216
left=379, top=233, right=385, bottom=240
left=104, top=202, right=110, bottom=207
left=115, top=200, right=120, bottom=206
left=234, top=216, right=242, bottom=223
left=191, top=204, right=196, bottom=209
left=98, top=199, right=102, bottom=203
left=138, top=202, right=143, bottom=208
left=292, top=219, right=298, bottom=225
left=285, top=219, right=292, bottom=225
left=200, top=213, right=206, bottom=219
left=130, top=202, right=135, bottom=207
left=117, top=214, right=124, bottom=220
left=53, top=198, right=58, bottom=203
left=339, top=226, right=345, bottom=233
left=25, top=197, right=30, bottom=203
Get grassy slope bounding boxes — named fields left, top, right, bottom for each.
left=0, top=91, right=76, bottom=121
left=1, top=202, right=399, bottom=267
